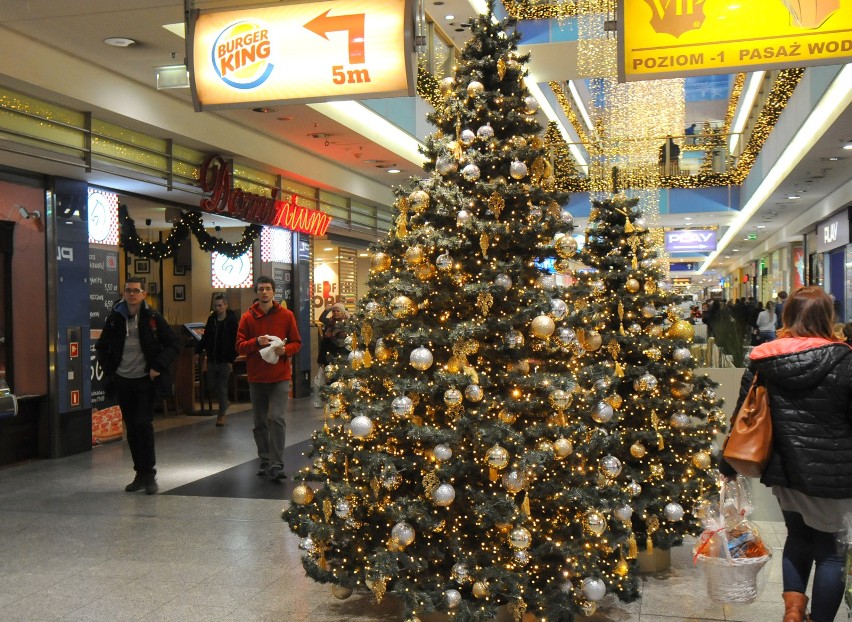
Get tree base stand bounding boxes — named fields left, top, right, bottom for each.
left=637, top=547, right=672, bottom=573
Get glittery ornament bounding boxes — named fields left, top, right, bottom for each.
left=583, top=330, right=603, bottom=351
left=443, top=388, right=463, bottom=406
left=436, top=156, right=457, bottom=176
left=476, top=124, right=494, bottom=139
left=625, top=278, right=641, bottom=293
left=498, top=408, right=517, bottom=424
left=550, top=298, right=568, bottom=320
left=439, top=76, right=455, bottom=93
left=472, top=581, right=489, bottom=598
left=432, top=483, right=456, bottom=506
left=452, top=562, right=470, bottom=583
left=334, top=499, right=351, bottom=519
left=641, top=305, right=656, bottom=318
left=523, top=95, right=540, bottom=113
left=462, top=164, right=481, bottom=181
left=408, top=189, right=429, bottom=211
left=673, top=347, right=692, bottom=362
left=582, top=577, right=606, bottom=601
left=349, top=415, right=374, bottom=439
left=433, top=444, right=453, bottom=462
left=600, top=455, right=623, bottom=478
left=404, top=245, right=425, bottom=265
left=664, top=502, right=685, bottom=521
left=466, top=81, right=484, bottom=97
left=626, top=480, right=642, bottom=496
left=364, top=301, right=380, bottom=317
left=409, top=346, right=434, bottom=371
left=506, top=329, right=525, bottom=349
left=613, top=504, right=633, bottom=522
left=390, top=295, right=416, bottom=318
left=456, top=210, right=471, bottom=226
left=693, top=451, right=711, bottom=469
left=559, top=207, right=574, bottom=226
left=553, top=437, right=573, bottom=458
left=509, top=160, right=528, bottom=179
left=633, top=373, right=658, bottom=392
left=670, top=412, right=690, bottom=429
left=464, top=384, right=484, bottom=402
left=494, top=274, right=513, bottom=291
left=292, top=483, right=314, bottom=505
left=391, top=522, right=417, bottom=547
left=460, top=129, right=475, bottom=145
left=556, top=327, right=577, bottom=347
left=391, top=395, right=414, bottom=417
left=549, top=389, right=571, bottom=410
left=371, top=252, right=391, bottom=271
left=671, top=381, right=693, bottom=399
left=436, top=252, right=453, bottom=271
left=630, top=442, right=647, bottom=458
left=669, top=320, right=695, bottom=340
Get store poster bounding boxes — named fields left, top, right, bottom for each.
left=89, top=247, right=123, bottom=445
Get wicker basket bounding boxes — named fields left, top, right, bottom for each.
left=696, top=554, right=771, bottom=604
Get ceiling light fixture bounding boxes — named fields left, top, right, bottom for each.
left=787, top=194, right=800, bottom=200
left=155, top=65, right=190, bottom=89
left=843, top=142, right=852, bottom=150
left=104, top=37, right=136, bottom=47
left=387, top=167, right=401, bottom=174
left=445, top=14, right=455, bottom=19
left=729, top=71, right=766, bottom=155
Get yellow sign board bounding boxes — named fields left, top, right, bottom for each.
left=189, top=0, right=414, bottom=109
left=619, top=0, right=852, bottom=81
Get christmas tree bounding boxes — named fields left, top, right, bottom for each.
left=562, top=196, right=723, bottom=553
left=284, top=7, right=646, bottom=622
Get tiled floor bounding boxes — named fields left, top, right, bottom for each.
left=0, top=397, right=846, bottom=621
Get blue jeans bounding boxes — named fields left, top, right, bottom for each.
left=781, top=510, right=845, bottom=622
left=249, top=381, right=290, bottom=468
left=206, top=362, right=231, bottom=416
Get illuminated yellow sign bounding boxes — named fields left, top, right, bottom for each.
left=189, top=0, right=413, bottom=109
left=619, top=0, right=852, bottom=81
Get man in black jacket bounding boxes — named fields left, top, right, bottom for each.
left=196, top=293, right=239, bottom=426
left=95, top=277, right=181, bottom=494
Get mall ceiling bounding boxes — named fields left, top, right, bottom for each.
left=0, top=0, right=850, bottom=282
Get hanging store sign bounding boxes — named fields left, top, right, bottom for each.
left=188, top=0, right=414, bottom=109
left=815, top=210, right=850, bottom=253
left=199, top=155, right=332, bottom=237
left=618, top=0, right=852, bottom=81
left=664, top=229, right=717, bottom=252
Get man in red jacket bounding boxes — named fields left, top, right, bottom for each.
left=236, top=276, right=302, bottom=480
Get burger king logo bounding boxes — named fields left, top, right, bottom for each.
left=212, top=20, right=274, bottom=89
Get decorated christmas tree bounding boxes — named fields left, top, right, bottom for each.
left=284, top=7, right=645, bottom=622
left=561, top=196, right=723, bottom=553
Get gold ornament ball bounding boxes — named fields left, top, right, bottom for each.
left=486, top=445, right=510, bottom=469
left=614, top=558, right=630, bottom=576
left=292, top=483, right=315, bottom=505
left=331, top=585, right=353, bottom=600
left=472, top=581, right=489, bottom=599
left=404, top=245, right=425, bottom=265
left=693, top=451, right=712, bottom=470
left=606, top=394, right=623, bottom=409
left=409, top=189, right=430, bottom=212
left=530, top=315, right=556, bottom=339
left=375, top=339, right=393, bottom=361
left=509, top=526, right=532, bottom=550
left=643, top=347, right=662, bottom=361
left=625, top=278, right=641, bottom=293
left=498, top=409, right=517, bottom=424
left=415, top=263, right=436, bottom=281
left=555, top=235, right=578, bottom=258
left=536, top=439, right=554, bottom=454
left=669, top=320, right=695, bottom=340
left=583, top=330, right=603, bottom=351
left=648, top=325, right=664, bottom=338
left=553, top=437, right=573, bottom=458
left=584, top=510, right=607, bottom=535
left=371, top=252, right=391, bottom=272
left=630, top=442, right=647, bottom=458
left=390, top=295, right=416, bottom=318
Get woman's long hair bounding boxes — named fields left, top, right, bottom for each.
left=777, top=286, right=837, bottom=340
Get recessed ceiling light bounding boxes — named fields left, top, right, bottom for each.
left=683, top=216, right=693, bottom=221
left=829, top=156, right=840, bottom=161
left=787, top=194, right=800, bottom=200
left=104, top=37, right=136, bottom=47
left=756, top=225, right=766, bottom=229
left=732, top=248, right=739, bottom=252
left=445, top=14, right=455, bottom=19
left=387, top=167, right=401, bottom=174
left=844, top=143, right=852, bottom=150
left=323, top=247, right=334, bottom=251
left=724, top=255, right=731, bottom=259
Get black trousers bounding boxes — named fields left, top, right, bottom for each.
left=114, top=375, right=156, bottom=475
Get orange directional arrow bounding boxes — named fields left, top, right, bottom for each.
left=304, top=10, right=366, bottom=64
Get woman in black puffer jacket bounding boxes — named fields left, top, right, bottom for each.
left=721, top=286, right=852, bottom=622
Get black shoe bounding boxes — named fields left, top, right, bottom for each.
left=269, top=465, right=287, bottom=481
left=256, top=462, right=270, bottom=476
left=125, top=476, right=145, bottom=492
left=145, top=477, right=159, bottom=495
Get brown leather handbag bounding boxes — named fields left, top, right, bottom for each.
left=722, top=373, right=773, bottom=478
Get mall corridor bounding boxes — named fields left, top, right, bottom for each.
left=0, top=398, right=843, bottom=622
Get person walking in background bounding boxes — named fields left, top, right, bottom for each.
left=755, top=300, right=776, bottom=344
left=196, top=293, right=239, bottom=427
left=95, top=277, right=181, bottom=495
left=775, top=290, right=788, bottom=328
left=313, top=302, right=349, bottom=408
left=720, top=286, right=852, bottom=622
left=658, top=136, right=680, bottom=175
left=237, top=276, right=301, bottom=481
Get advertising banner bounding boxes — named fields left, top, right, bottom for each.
left=189, top=0, right=414, bottom=109
left=664, top=229, right=718, bottom=252
left=619, top=0, right=852, bottom=81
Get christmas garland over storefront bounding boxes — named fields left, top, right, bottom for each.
left=119, top=204, right=261, bottom=260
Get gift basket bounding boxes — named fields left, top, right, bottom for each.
left=693, top=476, right=772, bottom=604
